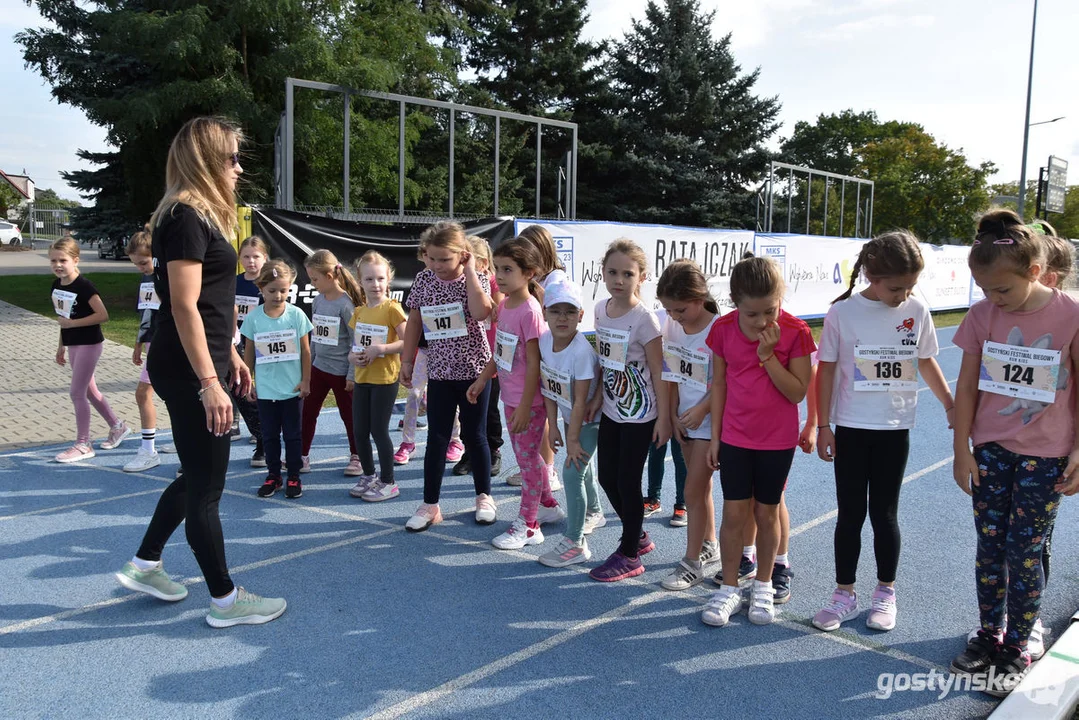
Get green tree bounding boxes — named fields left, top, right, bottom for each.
left=0, top=182, right=22, bottom=219
left=18, top=0, right=452, bottom=236
left=594, top=0, right=780, bottom=227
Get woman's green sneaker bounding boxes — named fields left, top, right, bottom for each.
left=115, top=562, right=188, bottom=602
left=206, top=587, right=287, bottom=628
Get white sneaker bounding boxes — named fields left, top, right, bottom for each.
left=1029, top=618, right=1047, bottom=660
left=702, top=587, right=743, bottom=627
left=535, top=503, right=567, bottom=525
left=404, top=503, right=443, bottom=532
left=348, top=474, right=379, bottom=498
left=538, top=536, right=591, bottom=567
left=158, top=443, right=177, bottom=454
left=662, top=559, right=705, bottom=591
left=547, top=465, right=562, bottom=492
left=299, top=455, right=311, bottom=474
left=123, top=449, right=161, bottom=473
left=748, top=580, right=776, bottom=625
left=582, top=511, right=607, bottom=535
left=492, top=516, right=544, bottom=550
left=475, top=493, right=497, bottom=525
left=361, top=481, right=399, bottom=503
left=506, top=471, right=523, bottom=487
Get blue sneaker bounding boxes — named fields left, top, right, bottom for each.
left=713, top=553, right=758, bottom=587
left=771, top=563, right=793, bottom=604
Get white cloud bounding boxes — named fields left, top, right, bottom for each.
left=806, top=12, right=935, bottom=41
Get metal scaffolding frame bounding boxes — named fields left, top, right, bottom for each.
left=278, top=78, right=579, bottom=220
left=759, top=161, right=874, bottom=238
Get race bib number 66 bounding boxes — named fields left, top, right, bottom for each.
left=595, top=327, right=630, bottom=372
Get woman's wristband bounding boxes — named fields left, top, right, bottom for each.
left=197, top=382, right=224, bottom=401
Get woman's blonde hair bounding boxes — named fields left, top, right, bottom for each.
left=305, top=249, right=363, bottom=307
left=149, top=116, right=242, bottom=241
left=125, top=224, right=152, bottom=256
left=355, top=250, right=396, bottom=306
left=255, top=259, right=296, bottom=288
left=49, top=237, right=80, bottom=260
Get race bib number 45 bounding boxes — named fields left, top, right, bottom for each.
left=596, top=326, right=630, bottom=372
left=52, top=289, right=77, bottom=319
left=311, top=314, right=340, bottom=346
left=254, top=329, right=299, bottom=365
left=979, top=340, right=1060, bottom=403
left=853, top=345, right=918, bottom=391
left=540, top=361, right=573, bottom=410
left=352, top=322, right=389, bottom=353
left=421, top=302, right=468, bottom=340
left=661, top=343, right=710, bottom=391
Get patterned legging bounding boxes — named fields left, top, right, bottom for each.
left=505, top=404, right=555, bottom=524
left=973, top=442, right=1065, bottom=651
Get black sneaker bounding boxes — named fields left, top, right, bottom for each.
left=984, top=644, right=1031, bottom=697
left=257, top=475, right=282, bottom=498
left=713, top=553, right=758, bottom=587
left=251, top=448, right=266, bottom=468
left=950, top=630, right=999, bottom=675
left=452, top=454, right=471, bottom=476
left=643, top=498, right=662, bottom=517
left=490, top=451, right=502, bottom=477
left=229, top=422, right=241, bottom=441
left=285, top=476, right=303, bottom=499
left=772, top=563, right=793, bottom=604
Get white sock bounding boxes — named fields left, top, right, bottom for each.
left=211, top=588, right=238, bottom=608
left=755, top=579, right=773, bottom=589
left=775, top=553, right=789, bottom=566
left=141, top=428, right=156, bottom=453
left=743, top=544, right=756, bottom=558
left=131, top=556, right=160, bottom=571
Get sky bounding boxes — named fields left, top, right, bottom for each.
left=2, top=0, right=1077, bottom=203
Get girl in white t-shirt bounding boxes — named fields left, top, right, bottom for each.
left=655, top=260, right=720, bottom=591
left=812, top=231, right=954, bottom=634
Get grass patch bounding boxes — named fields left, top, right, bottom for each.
left=0, top=272, right=143, bottom=348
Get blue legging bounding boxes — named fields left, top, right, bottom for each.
left=973, top=442, right=1065, bottom=651
left=561, top=421, right=603, bottom=542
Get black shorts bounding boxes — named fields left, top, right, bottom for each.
left=718, top=442, right=795, bottom=505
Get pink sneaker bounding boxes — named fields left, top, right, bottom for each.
left=55, top=443, right=95, bottom=463
left=405, top=503, right=443, bottom=532
left=343, top=454, right=363, bottom=476
left=866, top=585, right=897, bottom=631
left=394, top=442, right=416, bottom=466
left=812, top=589, right=859, bottom=632
left=99, top=421, right=131, bottom=450
left=445, top=439, right=465, bottom=462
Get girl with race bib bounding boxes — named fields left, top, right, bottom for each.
left=656, top=260, right=720, bottom=591
left=300, top=250, right=363, bottom=477
left=234, top=235, right=268, bottom=467
left=469, top=238, right=563, bottom=549
left=588, top=239, right=670, bottom=582
left=347, top=251, right=407, bottom=502
left=702, top=256, right=814, bottom=627
left=123, top=226, right=166, bottom=472
left=537, top=280, right=607, bottom=567
left=950, top=209, right=1079, bottom=697
left=49, top=237, right=129, bottom=462
left=400, top=221, right=495, bottom=532
left=241, top=260, right=313, bottom=499
left=811, top=232, right=953, bottom=634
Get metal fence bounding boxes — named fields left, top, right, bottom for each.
left=20, top=202, right=72, bottom=247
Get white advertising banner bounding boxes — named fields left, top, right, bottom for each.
left=514, top=222, right=975, bottom=328
left=516, top=220, right=755, bottom=331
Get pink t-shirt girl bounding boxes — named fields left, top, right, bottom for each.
left=494, top=295, right=547, bottom=408
left=706, top=308, right=816, bottom=450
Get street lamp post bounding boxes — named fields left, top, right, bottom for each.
left=1017, top=0, right=1038, bottom=221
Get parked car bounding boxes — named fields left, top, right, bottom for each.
left=97, top=235, right=128, bottom=260
left=0, top=221, right=22, bottom=245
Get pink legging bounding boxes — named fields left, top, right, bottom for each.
left=505, top=403, right=555, bottom=524
left=68, top=343, right=119, bottom=444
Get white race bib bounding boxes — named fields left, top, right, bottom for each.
left=540, top=361, right=573, bottom=410
left=661, top=343, right=710, bottom=391
left=979, top=340, right=1061, bottom=403
left=254, top=329, right=299, bottom=365
left=137, top=282, right=160, bottom=311
left=236, top=294, right=260, bottom=322
left=421, top=302, right=468, bottom=340
left=311, top=314, right=340, bottom=346
left=352, top=322, right=389, bottom=353
left=51, top=289, right=77, bottom=319
left=494, top=329, right=519, bottom=372
left=596, top=326, right=630, bottom=372
left=853, top=345, right=919, bottom=391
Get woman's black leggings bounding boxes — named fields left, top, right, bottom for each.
left=352, top=382, right=399, bottom=482
left=597, top=415, right=656, bottom=558
left=139, top=359, right=234, bottom=597
left=833, top=426, right=910, bottom=585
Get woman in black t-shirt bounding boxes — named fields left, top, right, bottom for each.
left=114, top=117, right=286, bottom=628
left=48, top=237, right=130, bottom=463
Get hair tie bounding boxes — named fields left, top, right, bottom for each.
left=272, top=267, right=278, bottom=278
left=335, top=263, right=342, bottom=270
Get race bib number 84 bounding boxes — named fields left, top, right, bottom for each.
left=661, top=343, right=710, bottom=391
left=979, top=340, right=1060, bottom=403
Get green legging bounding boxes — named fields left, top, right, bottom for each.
left=562, top=421, right=603, bottom=543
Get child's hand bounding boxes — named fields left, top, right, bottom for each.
left=653, top=416, right=671, bottom=447
left=348, top=350, right=363, bottom=367
left=548, top=424, right=564, bottom=454
left=757, top=322, right=780, bottom=360
left=671, top=416, right=689, bottom=444
left=707, top=440, right=720, bottom=470
left=55, top=347, right=66, bottom=366
left=817, top=426, right=836, bottom=462
left=296, top=379, right=311, bottom=398
left=509, top=405, right=531, bottom=434
left=400, top=361, right=414, bottom=388
left=132, top=347, right=143, bottom=366
left=679, top=403, right=708, bottom=431
left=953, top=450, right=980, bottom=496
left=945, top=406, right=955, bottom=430
left=58, top=317, right=75, bottom=330
left=462, top=250, right=476, bottom=274
left=798, top=423, right=817, bottom=454
left=1055, top=449, right=1079, bottom=495
left=362, top=345, right=381, bottom=366
left=566, top=437, right=588, bottom=471
left=345, top=379, right=354, bottom=393
left=465, top=378, right=484, bottom=404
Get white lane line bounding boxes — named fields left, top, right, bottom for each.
left=0, top=489, right=163, bottom=521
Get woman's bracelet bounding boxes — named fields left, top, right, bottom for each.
left=197, top=382, right=224, bottom=402
left=817, top=424, right=830, bottom=430
left=199, top=375, right=218, bottom=388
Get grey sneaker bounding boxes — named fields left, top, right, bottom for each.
left=662, top=559, right=705, bottom=591
left=115, top=561, right=188, bottom=601
left=206, top=587, right=287, bottom=628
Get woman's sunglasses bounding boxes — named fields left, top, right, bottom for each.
left=228, top=153, right=241, bottom=168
